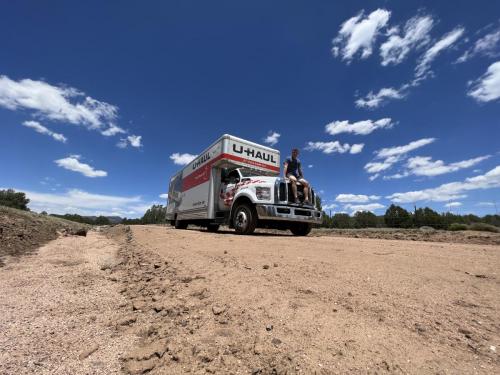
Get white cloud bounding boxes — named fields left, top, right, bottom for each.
left=467, top=61, right=500, bottom=103
left=387, top=165, right=500, bottom=203
left=22, top=120, right=67, bottom=143
left=6, top=188, right=150, bottom=218
left=101, top=124, right=126, bottom=136
left=344, top=203, right=385, bottom=213
left=445, top=201, right=462, bottom=208
left=54, top=155, right=107, bottom=178
left=456, top=28, right=500, bottom=63
left=477, top=202, right=495, bottom=207
left=376, top=138, right=436, bottom=159
left=380, top=15, right=434, bottom=66
left=355, top=86, right=407, bottom=108
left=365, top=138, right=436, bottom=179
left=306, top=141, right=364, bottom=155
left=308, top=164, right=313, bottom=168
left=322, top=203, right=338, bottom=210
left=159, top=193, right=168, bottom=199
left=332, top=9, right=391, bottom=62
left=415, top=27, right=465, bottom=80
left=0, top=75, right=117, bottom=129
left=264, top=131, right=280, bottom=146
left=325, top=118, right=395, bottom=135
left=403, top=155, right=490, bottom=177
left=349, top=143, right=364, bottom=154
left=336, top=194, right=380, bottom=203
left=117, top=135, right=143, bottom=148
left=170, top=152, right=197, bottom=165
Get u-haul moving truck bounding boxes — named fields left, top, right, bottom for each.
left=166, top=134, right=322, bottom=235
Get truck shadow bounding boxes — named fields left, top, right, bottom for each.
left=188, top=228, right=292, bottom=237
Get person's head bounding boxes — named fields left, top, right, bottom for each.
left=291, top=148, right=299, bottom=158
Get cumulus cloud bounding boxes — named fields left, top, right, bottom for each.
left=380, top=15, right=434, bottom=66
left=477, top=202, right=495, bottom=207
left=444, top=201, right=462, bottom=208
left=101, top=124, right=126, bottom=136
left=322, top=203, right=338, bottom=210
left=264, top=131, right=280, bottom=146
left=305, top=141, right=365, bottom=155
left=5, top=187, right=150, bottom=218
left=325, top=118, right=395, bottom=135
left=170, top=152, right=197, bottom=165
left=117, top=135, right=143, bottom=149
left=355, top=86, right=408, bottom=109
left=387, top=165, right=500, bottom=203
left=0, top=75, right=142, bottom=147
left=54, top=155, right=107, bottom=178
left=467, top=61, right=500, bottom=103
left=403, top=155, right=490, bottom=177
left=365, top=138, right=436, bottom=179
left=0, top=75, right=117, bottom=129
left=332, top=9, right=391, bottom=62
left=159, top=193, right=168, bottom=199
left=456, top=28, right=500, bottom=63
left=22, top=120, right=67, bottom=143
left=415, top=27, right=465, bottom=80
left=344, top=203, right=385, bottom=213
left=335, top=194, right=380, bottom=203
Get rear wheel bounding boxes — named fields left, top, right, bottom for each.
left=174, top=219, right=188, bottom=229
left=232, top=203, right=257, bottom=235
left=290, top=223, right=312, bottom=236
left=206, top=224, right=220, bottom=232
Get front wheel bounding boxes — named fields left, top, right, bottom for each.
left=290, top=223, right=312, bottom=236
left=232, top=204, right=257, bottom=235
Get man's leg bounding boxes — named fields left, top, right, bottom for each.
left=299, top=178, right=310, bottom=203
left=288, top=175, right=298, bottom=202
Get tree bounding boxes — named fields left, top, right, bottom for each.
left=0, top=189, right=30, bottom=210
left=353, top=211, right=377, bottom=228
left=141, top=205, right=167, bottom=224
left=413, top=207, right=444, bottom=229
left=94, top=216, right=111, bottom=225
left=331, top=213, right=351, bottom=228
left=384, top=204, right=412, bottom=228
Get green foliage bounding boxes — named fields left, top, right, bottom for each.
left=0, top=189, right=30, bottom=211
left=353, top=210, right=378, bottom=228
left=413, top=207, right=445, bottom=229
left=468, top=222, right=499, bottom=233
left=384, top=204, right=412, bottom=228
left=448, top=223, right=468, bottom=231
left=50, top=214, right=110, bottom=225
left=315, top=195, right=322, bottom=212
left=331, top=213, right=351, bottom=228
left=141, top=205, right=167, bottom=224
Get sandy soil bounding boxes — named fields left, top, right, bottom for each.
left=1, top=224, right=499, bottom=374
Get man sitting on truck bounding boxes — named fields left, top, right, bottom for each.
left=283, top=148, right=310, bottom=204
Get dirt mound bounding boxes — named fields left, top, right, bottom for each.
left=311, top=227, right=500, bottom=245
left=0, top=206, right=89, bottom=266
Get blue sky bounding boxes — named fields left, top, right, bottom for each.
left=1, top=1, right=499, bottom=217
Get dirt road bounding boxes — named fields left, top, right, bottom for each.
left=1, top=225, right=499, bottom=374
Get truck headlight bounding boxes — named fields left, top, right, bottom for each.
left=255, top=187, right=271, bottom=200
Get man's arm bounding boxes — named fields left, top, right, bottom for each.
left=298, top=162, right=304, bottom=178
left=283, top=162, right=288, bottom=178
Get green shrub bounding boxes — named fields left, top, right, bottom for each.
left=468, top=222, right=499, bottom=233
left=0, top=189, right=30, bottom=210
left=448, top=223, right=468, bottom=231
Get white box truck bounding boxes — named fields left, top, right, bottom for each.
left=166, top=134, right=322, bottom=235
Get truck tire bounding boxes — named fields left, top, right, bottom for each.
left=174, top=220, right=188, bottom=229
left=206, top=224, right=220, bottom=232
left=290, top=223, right=312, bottom=236
left=232, top=203, right=257, bottom=235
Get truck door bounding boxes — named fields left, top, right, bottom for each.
left=218, top=169, right=240, bottom=211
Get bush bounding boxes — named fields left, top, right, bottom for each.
left=468, top=222, right=499, bottom=233
left=448, top=223, right=468, bottom=231
left=353, top=211, right=378, bottom=228
left=0, top=189, right=30, bottom=210
left=384, top=204, right=412, bottom=228
left=331, top=213, right=352, bottom=228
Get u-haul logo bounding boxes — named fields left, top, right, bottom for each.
left=232, top=144, right=276, bottom=164
left=192, top=153, right=211, bottom=170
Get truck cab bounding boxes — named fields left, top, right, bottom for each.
left=166, top=135, right=322, bottom=235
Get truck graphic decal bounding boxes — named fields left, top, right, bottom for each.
left=219, top=179, right=266, bottom=206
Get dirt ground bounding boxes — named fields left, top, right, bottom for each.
left=1, top=225, right=499, bottom=374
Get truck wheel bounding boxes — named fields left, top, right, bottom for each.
left=232, top=204, right=257, bottom=235
left=290, top=223, right=312, bottom=236
left=206, top=224, right=220, bottom=232
left=174, top=220, right=188, bottom=229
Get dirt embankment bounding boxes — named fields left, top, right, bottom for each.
left=0, top=206, right=89, bottom=266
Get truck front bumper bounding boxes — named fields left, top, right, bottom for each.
left=255, top=204, right=322, bottom=224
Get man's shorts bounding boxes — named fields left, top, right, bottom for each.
left=286, top=174, right=308, bottom=184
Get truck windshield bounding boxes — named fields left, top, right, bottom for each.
left=239, top=168, right=258, bottom=177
